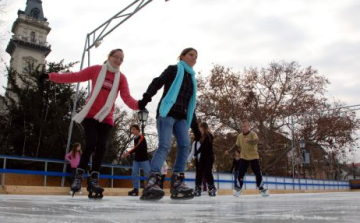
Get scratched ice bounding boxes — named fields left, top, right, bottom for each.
left=0, top=192, right=359, bottom=223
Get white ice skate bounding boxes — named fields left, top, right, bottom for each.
left=233, top=187, right=242, bottom=197
left=259, top=188, right=269, bottom=197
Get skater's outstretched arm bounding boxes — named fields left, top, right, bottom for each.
left=138, top=65, right=176, bottom=109
left=122, top=135, right=145, bottom=158
left=118, top=74, right=139, bottom=110
left=48, top=65, right=98, bottom=84
left=226, top=144, right=239, bottom=154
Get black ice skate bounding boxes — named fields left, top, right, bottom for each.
left=128, top=188, right=139, bottom=196
left=194, top=185, right=202, bottom=197
left=140, top=173, right=165, bottom=201
left=87, top=171, right=104, bottom=199
left=70, top=168, right=84, bottom=197
left=170, top=173, right=194, bottom=200
left=208, top=184, right=217, bottom=197
left=259, top=187, right=269, bottom=197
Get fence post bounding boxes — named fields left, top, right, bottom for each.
left=44, top=161, right=48, bottom=187
left=1, top=158, right=6, bottom=186
left=111, top=167, right=114, bottom=188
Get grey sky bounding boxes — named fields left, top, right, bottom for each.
left=1, top=0, right=359, bottom=161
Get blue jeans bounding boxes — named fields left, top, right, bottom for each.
left=150, top=116, right=190, bottom=173
left=132, top=160, right=150, bottom=189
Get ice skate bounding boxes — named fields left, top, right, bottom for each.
left=128, top=188, right=139, bottom=196
left=70, top=168, right=84, bottom=197
left=170, top=173, right=194, bottom=200
left=208, top=184, right=217, bottom=197
left=194, top=185, right=202, bottom=197
left=87, top=171, right=104, bottom=199
left=140, top=174, right=165, bottom=201
left=259, top=187, right=269, bottom=197
left=233, top=186, right=242, bottom=197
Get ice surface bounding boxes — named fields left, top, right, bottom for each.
left=0, top=192, right=360, bottom=223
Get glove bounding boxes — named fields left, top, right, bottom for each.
left=38, top=73, right=49, bottom=82
left=138, top=99, right=148, bottom=110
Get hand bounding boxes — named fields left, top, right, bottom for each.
left=138, top=99, right=148, bottom=110
left=38, top=73, right=49, bottom=83
left=225, top=150, right=229, bottom=155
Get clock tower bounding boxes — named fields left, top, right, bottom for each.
left=6, top=0, right=51, bottom=88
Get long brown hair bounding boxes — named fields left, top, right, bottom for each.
left=104, top=48, right=123, bottom=64
left=178, top=47, right=197, bottom=60
left=71, top=142, right=82, bottom=158
left=200, top=122, right=212, bottom=143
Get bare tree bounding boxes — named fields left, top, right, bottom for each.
left=197, top=61, right=360, bottom=177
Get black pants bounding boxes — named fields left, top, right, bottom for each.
left=159, top=174, right=166, bottom=189
left=195, top=160, right=214, bottom=186
left=238, top=159, right=264, bottom=189
left=78, top=118, right=112, bottom=172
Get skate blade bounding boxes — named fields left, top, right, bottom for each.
left=140, top=195, right=163, bottom=201
left=261, top=193, right=270, bottom=197
left=170, top=193, right=195, bottom=200
left=88, top=192, right=104, bottom=200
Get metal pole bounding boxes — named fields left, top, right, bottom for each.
left=1, top=158, right=6, bottom=186
left=44, top=161, right=48, bottom=187
left=111, top=167, right=114, bottom=188
left=291, top=116, right=295, bottom=190
left=141, top=123, right=145, bottom=136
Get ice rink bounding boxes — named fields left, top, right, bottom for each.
left=0, top=192, right=360, bottom=223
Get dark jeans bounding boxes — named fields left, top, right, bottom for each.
left=195, top=160, right=214, bottom=186
left=238, top=159, right=264, bottom=189
left=233, top=170, right=239, bottom=187
left=78, top=118, right=112, bottom=172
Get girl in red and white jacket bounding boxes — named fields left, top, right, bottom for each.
left=40, top=49, right=139, bottom=197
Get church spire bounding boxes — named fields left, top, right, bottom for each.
left=18, top=0, right=47, bottom=21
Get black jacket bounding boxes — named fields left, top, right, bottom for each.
left=129, top=135, right=149, bottom=162
left=142, top=65, right=201, bottom=140
left=198, top=134, right=214, bottom=164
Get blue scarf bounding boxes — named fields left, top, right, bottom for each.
left=159, top=60, right=197, bottom=128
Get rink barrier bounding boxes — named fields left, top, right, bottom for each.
left=0, top=155, right=350, bottom=190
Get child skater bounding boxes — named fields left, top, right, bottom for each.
left=123, top=124, right=150, bottom=196
left=193, top=122, right=216, bottom=197
left=65, top=142, right=82, bottom=194
left=226, top=119, right=269, bottom=197
left=137, top=48, right=201, bottom=200
left=40, top=49, right=139, bottom=198
left=229, top=150, right=241, bottom=189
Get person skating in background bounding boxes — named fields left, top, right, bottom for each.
left=229, top=150, right=241, bottom=189
left=65, top=142, right=82, bottom=195
left=123, top=124, right=150, bottom=196
left=138, top=48, right=201, bottom=200
left=193, top=123, right=216, bottom=197
left=226, top=120, right=269, bottom=197
left=159, top=161, right=168, bottom=189
left=40, top=49, right=139, bottom=198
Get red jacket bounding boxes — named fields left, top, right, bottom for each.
left=49, top=65, right=139, bottom=125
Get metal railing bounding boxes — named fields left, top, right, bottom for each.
left=0, top=155, right=351, bottom=190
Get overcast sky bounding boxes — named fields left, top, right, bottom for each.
left=1, top=0, right=359, bottom=161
